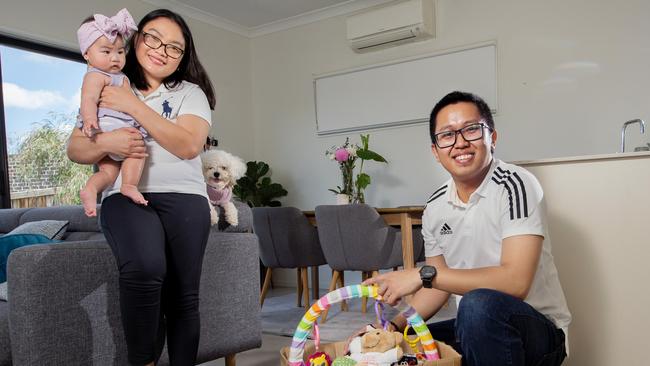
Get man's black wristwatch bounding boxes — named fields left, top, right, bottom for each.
left=419, top=265, right=437, bottom=289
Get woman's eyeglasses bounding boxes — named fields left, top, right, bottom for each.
left=141, top=32, right=185, bottom=59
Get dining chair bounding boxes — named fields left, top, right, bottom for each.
left=315, top=204, right=424, bottom=321
left=252, top=206, right=327, bottom=310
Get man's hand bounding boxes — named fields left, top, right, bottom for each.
left=363, top=268, right=422, bottom=306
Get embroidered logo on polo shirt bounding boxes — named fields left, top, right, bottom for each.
left=440, top=223, right=453, bottom=235
left=161, top=99, right=173, bottom=118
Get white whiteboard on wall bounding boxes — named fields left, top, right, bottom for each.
left=314, top=43, right=497, bottom=135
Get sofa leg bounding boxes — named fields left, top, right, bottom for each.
left=225, top=354, right=236, bottom=366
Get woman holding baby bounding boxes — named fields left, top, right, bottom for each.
left=67, top=8, right=215, bottom=366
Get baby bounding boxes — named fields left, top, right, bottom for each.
left=76, top=9, right=146, bottom=217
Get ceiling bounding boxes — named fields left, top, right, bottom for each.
left=142, top=0, right=394, bottom=36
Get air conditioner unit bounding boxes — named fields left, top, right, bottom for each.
left=346, top=0, right=434, bottom=53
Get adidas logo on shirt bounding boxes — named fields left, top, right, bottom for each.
left=440, top=223, right=453, bottom=235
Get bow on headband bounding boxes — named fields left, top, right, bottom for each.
left=77, top=8, right=138, bottom=55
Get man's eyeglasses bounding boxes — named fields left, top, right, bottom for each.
left=141, top=32, right=185, bottom=59
left=433, top=122, right=492, bottom=149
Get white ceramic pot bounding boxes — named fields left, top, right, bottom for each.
left=335, top=194, right=350, bottom=205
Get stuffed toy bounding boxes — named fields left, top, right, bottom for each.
left=348, top=327, right=404, bottom=366
left=308, top=351, right=332, bottom=366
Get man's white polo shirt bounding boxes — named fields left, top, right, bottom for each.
left=422, top=158, right=571, bottom=336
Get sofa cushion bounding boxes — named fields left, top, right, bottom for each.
left=19, top=205, right=100, bottom=233
left=0, top=234, right=57, bottom=283
left=8, top=220, right=68, bottom=240
left=0, top=207, right=30, bottom=235
left=0, top=282, right=5, bottom=301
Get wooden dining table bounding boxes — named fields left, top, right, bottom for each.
left=302, top=206, right=424, bottom=299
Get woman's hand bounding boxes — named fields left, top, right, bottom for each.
left=362, top=268, right=422, bottom=306
left=99, top=81, right=140, bottom=115
left=67, top=127, right=147, bottom=164
left=103, top=128, right=148, bottom=159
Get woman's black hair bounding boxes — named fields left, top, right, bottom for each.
left=123, top=9, right=216, bottom=109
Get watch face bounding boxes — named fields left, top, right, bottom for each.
left=420, top=266, right=436, bottom=280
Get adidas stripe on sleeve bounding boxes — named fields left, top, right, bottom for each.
left=493, top=164, right=546, bottom=239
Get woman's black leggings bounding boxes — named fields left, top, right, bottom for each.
left=101, top=193, right=211, bottom=366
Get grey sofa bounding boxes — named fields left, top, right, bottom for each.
left=0, top=201, right=261, bottom=365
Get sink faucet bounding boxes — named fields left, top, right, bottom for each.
left=620, top=119, right=646, bottom=152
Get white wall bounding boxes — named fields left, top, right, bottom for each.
left=250, top=0, right=650, bottom=286
left=251, top=0, right=650, bottom=209
left=0, top=0, right=255, bottom=160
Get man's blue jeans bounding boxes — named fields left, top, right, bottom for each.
left=427, top=289, right=566, bottom=366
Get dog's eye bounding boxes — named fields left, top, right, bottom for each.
left=220, top=166, right=227, bottom=170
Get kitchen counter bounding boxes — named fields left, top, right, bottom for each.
left=513, top=150, right=650, bottom=167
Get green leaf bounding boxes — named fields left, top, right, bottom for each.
left=360, top=134, right=369, bottom=150
left=356, top=173, right=371, bottom=190
left=356, top=149, right=387, bottom=163
left=233, top=160, right=288, bottom=207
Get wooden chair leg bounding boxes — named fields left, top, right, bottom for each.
left=311, top=266, right=320, bottom=299
left=321, top=270, right=340, bottom=323
left=225, top=354, right=236, bottom=366
left=338, top=271, right=348, bottom=311
left=296, top=268, right=303, bottom=307
left=260, top=268, right=273, bottom=307
left=300, top=267, right=310, bottom=310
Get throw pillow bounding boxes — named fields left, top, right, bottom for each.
left=0, top=233, right=56, bottom=283
left=0, top=282, right=6, bottom=301
left=7, top=220, right=69, bottom=240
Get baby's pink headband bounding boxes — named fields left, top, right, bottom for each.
left=77, top=8, right=138, bottom=55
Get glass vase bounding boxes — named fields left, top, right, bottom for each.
left=352, top=189, right=365, bottom=204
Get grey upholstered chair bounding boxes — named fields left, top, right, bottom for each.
left=315, top=204, right=424, bottom=321
left=252, top=207, right=327, bottom=309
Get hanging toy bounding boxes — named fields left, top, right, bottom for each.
left=402, top=324, right=421, bottom=356
left=307, top=320, right=332, bottom=366
left=375, top=301, right=389, bottom=330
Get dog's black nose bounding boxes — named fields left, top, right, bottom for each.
left=213, top=172, right=220, bottom=179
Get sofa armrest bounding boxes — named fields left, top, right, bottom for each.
left=194, top=231, right=262, bottom=362
left=218, top=200, right=253, bottom=233
left=7, top=240, right=128, bottom=365
left=7, top=232, right=262, bottom=365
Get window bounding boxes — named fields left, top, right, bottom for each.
left=0, top=34, right=90, bottom=208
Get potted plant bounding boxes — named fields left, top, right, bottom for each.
left=326, top=134, right=387, bottom=204
left=233, top=161, right=288, bottom=207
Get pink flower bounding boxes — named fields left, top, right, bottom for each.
left=334, top=148, right=350, bottom=162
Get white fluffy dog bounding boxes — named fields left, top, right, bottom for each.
left=201, top=149, right=247, bottom=226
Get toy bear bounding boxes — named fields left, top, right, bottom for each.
left=348, top=326, right=404, bottom=366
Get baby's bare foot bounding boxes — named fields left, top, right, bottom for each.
left=80, top=188, right=98, bottom=217
left=121, top=184, right=148, bottom=206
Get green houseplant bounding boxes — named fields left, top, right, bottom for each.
left=233, top=161, right=288, bottom=207
left=325, top=134, right=387, bottom=204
